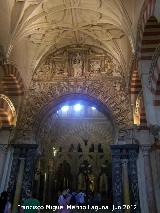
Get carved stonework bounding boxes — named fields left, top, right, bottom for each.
left=111, top=145, right=140, bottom=213
left=141, top=144, right=151, bottom=156
left=8, top=144, right=38, bottom=199
left=14, top=45, right=132, bottom=143
left=128, top=147, right=140, bottom=213
left=111, top=147, right=123, bottom=213
left=15, top=78, right=131, bottom=142
left=8, top=148, right=20, bottom=197
left=33, top=45, right=124, bottom=80
left=22, top=145, right=38, bottom=198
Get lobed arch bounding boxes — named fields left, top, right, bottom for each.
left=0, top=94, right=17, bottom=127
left=52, top=124, right=114, bottom=145
left=15, top=81, right=132, bottom=143
left=40, top=122, right=114, bottom=159
left=36, top=101, right=114, bottom=146
left=34, top=94, right=117, bottom=140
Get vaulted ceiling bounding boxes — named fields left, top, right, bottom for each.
left=0, top=0, right=145, bottom=88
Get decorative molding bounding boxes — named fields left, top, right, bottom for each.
left=0, top=144, right=8, bottom=152
left=141, top=144, right=151, bottom=156
left=15, top=77, right=131, bottom=143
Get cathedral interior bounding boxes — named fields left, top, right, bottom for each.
left=0, top=0, right=160, bottom=212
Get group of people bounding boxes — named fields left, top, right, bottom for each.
left=58, top=189, right=102, bottom=212
left=0, top=190, right=40, bottom=213
left=0, top=189, right=102, bottom=213
left=58, top=190, right=86, bottom=206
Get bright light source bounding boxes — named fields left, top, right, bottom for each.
left=74, top=104, right=82, bottom=111
left=91, top=106, right=96, bottom=110
left=53, top=147, right=58, bottom=157
left=61, top=105, right=69, bottom=112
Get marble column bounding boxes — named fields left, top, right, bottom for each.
left=8, top=146, right=21, bottom=199
left=8, top=144, right=38, bottom=202
left=34, top=159, right=41, bottom=198
left=21, top=145, right=38, bottom=198
left=128, top=146, right=140, bottom=213
left=111, top=146, right=123, bottom=213
left=0, top=146, right=11, bottom=192
left=12, top=158, right=25, bottom=213
left=43, top=172, right=47, bottom=204
left=141, top=145, right=157, bottom=213
left=122, top=159, right=130, bottom=213
left=111, top=144, right=140, bottom=213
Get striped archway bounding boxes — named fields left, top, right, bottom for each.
left=150, top=52, right=160, bottom=107
left=140, top=16, right=160, bottom=60
left=139, top=15, right=160, bottom=108
left=0, top=64, right=24, bottom=96
left=0, top=94, right=16, bottom=127
left=130, top=68, right=147, bottom=128
left=136, top=0, right=156, bottom=59
left=130, top=69, right=142, bottom=105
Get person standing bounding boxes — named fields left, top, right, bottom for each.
left=58, top=189, right=72, bottom=213
left=76, top=191, right=85, bottom=205
left=20, top=190, right=40, bottom=213
left=0, top=191, right=11, bottom=213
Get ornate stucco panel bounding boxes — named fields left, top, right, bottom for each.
left=14, top=46, right=132, bottom=143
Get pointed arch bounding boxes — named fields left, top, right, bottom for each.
left=140, top=16, right=160, bottom=60
left=136, top=0, right=156, bottom=59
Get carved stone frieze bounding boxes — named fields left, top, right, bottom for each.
left=33, top=45, right=124, bottom=81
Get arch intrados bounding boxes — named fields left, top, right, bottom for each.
left=0, top=94, right=17, bottom=126
left=34, top=93, right=117, bottom=140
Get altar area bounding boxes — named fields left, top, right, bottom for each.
left=33, top=141, right=112, bottom=205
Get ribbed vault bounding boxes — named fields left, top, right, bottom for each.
left=0, top=0, right=147, bottom=88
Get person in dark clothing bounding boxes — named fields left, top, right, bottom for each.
left=0, top=191, right=11, bottom=213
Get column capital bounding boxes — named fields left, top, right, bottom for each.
left=141, top=144, right=152, bottom=156
left=121, top=159, right=128, bottom=165
left=11, top=144, right=38, bottom=158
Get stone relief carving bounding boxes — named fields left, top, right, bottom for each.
left=71, top=52, right=84, bottom=77
left=15, top=78, right=131, bottom=143
left=32, top=46, right=123, bottom=80
left=89, top=59, right=102, bottom=74
left=33, top=58, right=67, bottom=81
left=14, top=46, right=132, bottom=143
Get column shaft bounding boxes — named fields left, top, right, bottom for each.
left=111, top=146, right=123, bottom=213
left=0, top=147, right=11, bottom=192
left=128, top=148, right=140, bottom=213
left=12, top=158, right=25, bottom=213
left=142, top=145, right=157, bottom=213
left=122, top=159, right=130, bottom=213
